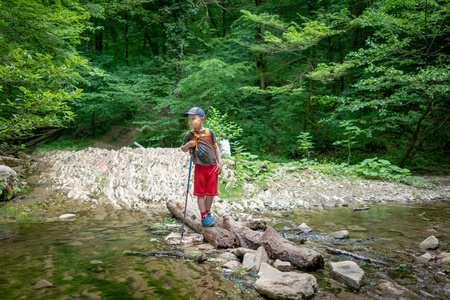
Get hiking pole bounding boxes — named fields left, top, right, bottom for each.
left=181, top=150, right=194, bottom=239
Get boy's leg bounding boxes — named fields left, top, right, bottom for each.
left=197, top=196, right=206, bottom=216
left=205, top=196, right=214, bottom=212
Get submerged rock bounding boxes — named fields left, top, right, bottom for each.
left=33, top=279, right=53, bottom=290
left=332, top=230, right=349, bottom=239
left=329, top=261, right=364, bottom=290
left=59, top=214, right=76, bottom=220
left=255, top=263, right=318, bottom=299
left=164, top=232, right=203, bottom=246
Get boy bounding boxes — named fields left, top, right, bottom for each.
left=180, top=107, right=223, bottom=227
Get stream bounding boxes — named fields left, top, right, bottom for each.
left=0, top=200, right=449, bottom=299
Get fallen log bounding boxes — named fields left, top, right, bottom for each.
left=124, top=250, right=208, bottom=263
left=167, top=199, right=324, bottom=271
left=166, top=199, right=238, bottom=248
left=222, top=214, right=262, bottom=249
left=260, top=227, right=324, bottom=271
left=326, top=247, right=389, bottom=266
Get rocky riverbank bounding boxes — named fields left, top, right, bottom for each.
left=2, top=147, right=449, bottom=219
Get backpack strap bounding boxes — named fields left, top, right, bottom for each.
left=190, top=128, right=214, bottom=151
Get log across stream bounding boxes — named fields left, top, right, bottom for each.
left=166, top=199, right=324, bottom=271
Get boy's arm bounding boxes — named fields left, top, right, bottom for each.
left=214, top=144, right=223, bottom=175
left=181, top=140, right=196, bottom=152
left=181, top=132, right=196, bottom=152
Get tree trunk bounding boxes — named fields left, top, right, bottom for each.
left=167, top=199, right=324, bottom=270
left=24, top=129, right=64, bottom=148
left=124, top=11, right=129, bottom=67
left=398, top=98, right=433, bottom=167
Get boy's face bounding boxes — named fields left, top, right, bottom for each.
left=187, top=114, right=204, bottom=130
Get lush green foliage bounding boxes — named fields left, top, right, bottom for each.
left=2, top=0, right=448, bottom=171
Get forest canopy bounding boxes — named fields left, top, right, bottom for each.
left=1, top=0, right=449, bottom=169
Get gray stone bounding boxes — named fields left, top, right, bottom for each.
left=90, top=260, right=103, bottom=265
left=442, top=257, right=450, bottom=264
left=164, top=232, right=203, bottom=246
left=219, top=252, right=239, bottom=261
left=297, top=223, right=312, bottom=233
left=416, top=252, right=433, bottom=263
left=242, top=253, right=256, bottom=271
left=419, top=235, right=439, bottom=250
left=0, top=165, right=19, bottom=196
left=223, top=260, right=243, bottom=272
left=274, top=259, right=292, bottom=271
left=254, top=246, right=270, bottom=272
left=255, top=263, right=318, bottom=299
left=332, top=230, right=349, bottom=239
left=436, top=252, right=450, bottom=259
left=33, top=279, right=53, bottom=290
left=379, top=280, right=420, bottom=299
left=59, top=214, right=77, bottom=220
left=231, top=247, right=256, bottom=257
left=329, top=261, right=364, bottom=290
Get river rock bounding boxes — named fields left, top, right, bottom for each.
left=231, top=247, right=256, bottom=257
left=254, top=246, right=270, bottom=272
left=379, top=280, right=420, bottom=298
left=242, top=253, right=256, bottom=271
left=274, top=259, right=292, bottom=271
left=419, top=235, right=439, bottom=250
left=223, top=260, right=243, bottom=272
left=332, top=230, right=349, bottom=239
left=164, top=232, right=203, bottom=246
left=297, top=223, right=312, bottom=233
left=0, top=165, right=19, bottom=197
left=59, top=214, right=77, bottom=220
left=255, top=263, right=318, bottom=299
left=329, top=261, right=364, bottom=290
left=219, top=252, right=239, bottom=261
left=33, top=279, right=53, bottom=290
left=416, top=252, right=433, bottom=263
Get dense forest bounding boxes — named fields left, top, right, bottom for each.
left=1, top=0, right=449, bottom=170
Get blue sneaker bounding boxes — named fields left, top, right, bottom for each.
left=207, top=212, right=216, bottom=225
left=201, top=212, right=216, bottom=227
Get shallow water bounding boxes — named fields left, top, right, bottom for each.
left=0, top=201, right=449, bottom=299
left=270, top=200, right=450, bottom=299
left=0, top=209, right=258, bottom=300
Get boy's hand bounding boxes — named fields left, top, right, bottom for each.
left=215, top=163, right=222, bottom=175
left=185, top=140, right=196, bottom=148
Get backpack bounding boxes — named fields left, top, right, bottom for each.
left=190, top=128, right=214, bottom=151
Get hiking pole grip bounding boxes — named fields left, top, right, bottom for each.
left=181, top=150, right=194, bottom=239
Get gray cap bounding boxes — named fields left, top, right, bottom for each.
left=182, top=107, right=205, bottom=118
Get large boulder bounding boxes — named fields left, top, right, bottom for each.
left=255, top=263, right=318, bottom=299
left=0, top=165, right=19, bottom=198
left=329, top=261, right=364, bottom=290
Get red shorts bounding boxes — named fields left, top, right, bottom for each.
left=193, top=164, right=219, bottom=197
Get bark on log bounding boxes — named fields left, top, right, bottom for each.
left=167, top=199, right=324, bottom=270
left=166, top=199, right=238, bottom=248
left=222, top=214, right=263, bottom=249
left=260, top=227, right=324, bottom=271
